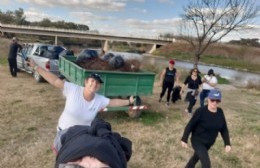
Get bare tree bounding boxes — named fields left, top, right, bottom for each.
left=179, top=0, right=259, bottom=67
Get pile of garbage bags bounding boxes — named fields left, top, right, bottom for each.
left=75, top=49, right=142, bottom=72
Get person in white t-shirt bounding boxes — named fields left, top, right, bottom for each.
left=199, top=69, right=218, bottom=107
left=29, top=59, right=135, bottom=151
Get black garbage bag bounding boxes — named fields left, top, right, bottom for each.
left=76, top=49, right=99, bottom=63
left=59, top=50, right=74, bottom=57
left=109, top=55, right=125, bottom=69
left=102, top=53, right=114, bottom=61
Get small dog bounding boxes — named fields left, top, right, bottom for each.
left=171, top=85, right=182, bottom=103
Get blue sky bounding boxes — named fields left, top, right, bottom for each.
left=1, top=0, right=260, bottom=42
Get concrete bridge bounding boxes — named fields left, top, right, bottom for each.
left=0, top=23, right=175, bottom=53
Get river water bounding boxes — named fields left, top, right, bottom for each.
left=143, top=55, right=260, bottom=86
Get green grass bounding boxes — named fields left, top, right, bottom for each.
left=0, top=57, right=8, bottom=65
left=138, top=110, right=164, bottom=125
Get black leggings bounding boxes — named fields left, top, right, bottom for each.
left=185, top=141, right=212, bottom=168
left=160, top=81, right=174, bottom=102
left=185, top=92, right=197, bottom=113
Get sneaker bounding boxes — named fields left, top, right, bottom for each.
left=158, top=98, right=162, bottom=102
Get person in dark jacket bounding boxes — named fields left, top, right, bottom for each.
left=181, top=89, right=231, bottom=168
left=159, top=59, right=179, bottom=106
left=181, top=68, right=202, bottom=114
left=55, top=118, right=132, bottom=168
left=8, top=37, right=22, bottom=77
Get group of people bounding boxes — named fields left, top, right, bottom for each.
left=159, top=59, right=218, bottom=114
left=8, top=38, right=231, bottom=168
left=159, top=59, right=231, bottom=167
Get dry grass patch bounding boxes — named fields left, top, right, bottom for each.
left=0, top=64, right=259, bottom=168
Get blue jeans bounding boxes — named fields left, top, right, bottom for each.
left=200, top=89, right=210, bottom=107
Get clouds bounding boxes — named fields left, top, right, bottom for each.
left=1, top=0, right=258, bottom=40
left=17, top=0, right=126, bottom=11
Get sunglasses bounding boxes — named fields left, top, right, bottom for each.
left=209, top=99, right=221, bottom=103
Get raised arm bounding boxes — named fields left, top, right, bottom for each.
left=108, top=96, right=135, bottom=107
left=29, top=59, right=64, bottom=89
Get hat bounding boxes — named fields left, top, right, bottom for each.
left=87, top=72, right=104, bottom=83
left=169, top=59, right=175, bottom=65
left=208, top=69, right=215, bottom=75
left=55, top=119, right=132, bottom=168
left=208, top=89, right=222, bottom=100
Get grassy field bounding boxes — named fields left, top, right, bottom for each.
left=0, top=37, right=259, bottom=167
left=0, top=64, right=259, bottom=168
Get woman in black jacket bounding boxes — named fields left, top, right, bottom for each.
left=181, top=89, right=231, bottom=168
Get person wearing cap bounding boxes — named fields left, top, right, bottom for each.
left=159, top=59, right=179, bottom=106
left=8, top=37, right=22, bottom=77
left=181, top=68, right=202, bottom=114
left=29, top=59, right=135, bottom=150
left=200, top=69, right=218, bottom=107
left=181, top=89, right=231, bottom=168
left=55, top=118, right=132, bottom=168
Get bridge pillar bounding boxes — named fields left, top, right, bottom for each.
left=102, top=40, right=110, bottom=52
left=54, top=36, right=58, bottom=45
left=147, top=44, right=157, bottom=54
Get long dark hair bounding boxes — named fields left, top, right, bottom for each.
left=189, top=68, right=200, bottom=75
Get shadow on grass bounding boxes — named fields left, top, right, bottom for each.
left=98, top=110, right=165, bottom=126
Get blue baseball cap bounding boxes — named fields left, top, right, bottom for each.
left=208, top=89, right=222, bottom=100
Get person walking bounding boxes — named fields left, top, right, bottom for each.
left=159, top=59, right=179, bottom=106
left=181, top=89, right=231, bottom=168
left=8, top=37, right=22, bottom=77
left=181, top=68, right=202, bottom=114
left=29, top=59, right=136, bottom=150
left=200, top=69, right=218, bottom=107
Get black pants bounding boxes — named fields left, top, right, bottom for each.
left=186, top=141, right=212, bottom=168
left=8, top=58, right=18, bottom=77
left=160, top=81, right=174, bottom=102
left=185, top=92, right=197, bottom=113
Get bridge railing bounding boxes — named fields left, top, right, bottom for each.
left=0, top=23, right=174, bottom=42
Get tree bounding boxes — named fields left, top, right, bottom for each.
left=179, top=0, right=259, bottom=67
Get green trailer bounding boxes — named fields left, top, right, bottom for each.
left=59, top=55, right=155, bottom=117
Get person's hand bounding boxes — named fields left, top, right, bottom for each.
left=225, top=145, right=231, bottom=153
left=181, top=141, right=188, bottom=148
left=129, top=96, right=135, bottom=105
left=29, top=58, right=36, bottom=68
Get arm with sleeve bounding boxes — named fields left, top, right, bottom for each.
left=181, top=109, right=201, bottom=143
left=219, top=111, right=231, bottom=146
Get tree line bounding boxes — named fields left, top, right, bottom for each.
left=0, top=8, right=89, bottom=31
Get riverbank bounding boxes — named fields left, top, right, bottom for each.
left=154, top=42, right=260, bottom=73
left=0, top=65, right=259, bottom=168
